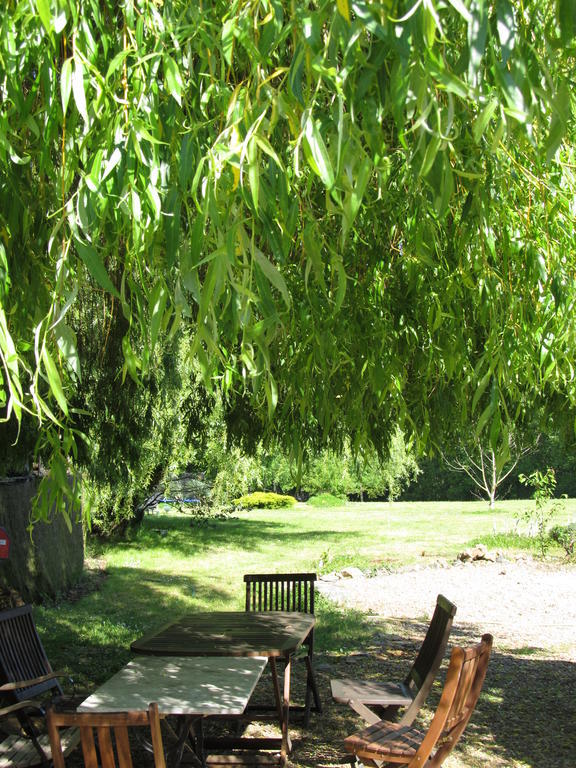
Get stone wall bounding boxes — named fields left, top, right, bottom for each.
left=0, top=476, right=84, bottom=602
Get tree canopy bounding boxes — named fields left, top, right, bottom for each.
left=1, top=0, right=576, bottom=520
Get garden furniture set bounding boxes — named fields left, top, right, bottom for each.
left=0, top=574, right=493, bottom=768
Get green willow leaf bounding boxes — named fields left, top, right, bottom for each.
left=336, top=0, right=351, bottom=23
left=55, top=323, right=81, bottom=381
left=222, top=18, right=236, bottom=66
left=60, top=58, right=73, bottom=115
left=163, top=55, right=183, bottom=106
left=446, top=0, right=472, bottom=22
left=35, top=0, right=52, bottom=38
left=42, top=348, right=68, bottom=415
left=496, top=0, right=515, bottom=64
left=265, top=374, right=278, bottom=418
left=74, top=238, right=120, bottom=298
left=254, top=248, right=291, bottom=308
left=288, top=45, right=306, bottom=106
left=121, top=334, right=141, bottom=385
left=473, top=97, right=498, bottom=143
left=303, top=116, right=335, bottom=189
left=331, top=256, right=347, bottom=312
left=72, top=59, right=89, bottom=123
left=468, top=0, right=488, bottom=84
left=149, top=282, right=168, bottom=352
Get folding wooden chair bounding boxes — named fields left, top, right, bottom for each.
left=244, top=572, right=321, bottom=724
left=344, top=634, right=493, bottom=767
left=331, top=594, right=457, bottom=725
left=0, top=605, right=79, bottom=766
left=47, top=703, right=166, bottom=768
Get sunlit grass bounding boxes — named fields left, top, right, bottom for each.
left=34, top=499, right=575, bottom=691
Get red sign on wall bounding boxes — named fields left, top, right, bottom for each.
left=0, top=528, right=10, bottom=560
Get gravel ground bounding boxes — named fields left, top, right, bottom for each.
left=316, top=558, right=576, bottom=658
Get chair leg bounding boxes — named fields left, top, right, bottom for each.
left=19, top=711, right=51, bottom=766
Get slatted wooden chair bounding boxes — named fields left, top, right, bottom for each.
left=331, top=594, right=457, bottom=726
left=47, top=703, right=166, bottom=768
left=0, top=605, right=80, bottom=766
left=343, top=634, right=493, bottom=768
left=244, top=572, right=321, bottom=724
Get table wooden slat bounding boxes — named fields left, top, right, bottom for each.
left=130, top=612, right=315, bottom=658
left=78, top=656, right=268, bottom=716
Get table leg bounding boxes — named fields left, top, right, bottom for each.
left=268, top=657, right=283, bottom=723
left=281, top=652, right=292, bottom=763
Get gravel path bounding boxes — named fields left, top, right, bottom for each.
left=316, top=559, right=576, bottom=658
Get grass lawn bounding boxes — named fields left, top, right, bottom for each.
left=33, top=499, right=575, bottom=768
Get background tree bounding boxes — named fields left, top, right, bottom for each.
left=347, top=431, right=420, bottom=501
left=1, top=1, right=576, bottom=523
left=442, top=432, right=532, bottom=508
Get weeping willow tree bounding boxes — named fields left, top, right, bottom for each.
left=1, top=0, right=576, bottom=523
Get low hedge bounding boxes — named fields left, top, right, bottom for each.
left=234, top=492, right=296, bottom=510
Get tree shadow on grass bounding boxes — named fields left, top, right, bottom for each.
left=107, top=512, right=382, bottom=563
left=34, top=566, right=232, bottom=689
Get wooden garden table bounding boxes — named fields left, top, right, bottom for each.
left=130, top=611, right=316, bottom=763
left=77, top=655, right=267, bottom=767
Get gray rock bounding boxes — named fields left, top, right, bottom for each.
left=340, top=567, right=365, bottom=579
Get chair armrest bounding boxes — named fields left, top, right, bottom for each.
left=347, top=698, right=382, bottom=725
left=0, top=699, right=46, bottom=717
left=0, top=671, right=71, bottom=692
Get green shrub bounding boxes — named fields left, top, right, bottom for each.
left=307, top=493, right=347, bottom=508
left=234, top=492, right=296, bottom=509
left=549, top=523, right=576, bottom=557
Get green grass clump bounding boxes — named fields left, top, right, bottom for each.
left=307, top=493, right=347, bottom=508
left=233, top=491, right=296, bottom=509
left=468, top=531, right=542, bottom=553
left=549, top=523, right=576, bottom=556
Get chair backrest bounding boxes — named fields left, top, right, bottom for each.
left=401, top=594, right=457, bottom=724
left=345, top=634, right=493, bottom=768
left=244, top=573, right=317, bottom=613
left=47, top=703, right=166, bottom=768
left=414, top=633, right=493, bottom=767
left=0, top=604, right=62, bottom=703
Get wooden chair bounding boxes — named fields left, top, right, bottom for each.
left=47, top=703, right=166, bottom=768
left=331, top=594, right=457, bottom=725
left=244, top=572, right=321, bottom=724
left=343, top=634, right=493, bottom=768
left=0, top=605, right=79, bottom=766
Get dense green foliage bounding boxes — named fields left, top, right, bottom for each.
left=233, top=491, right=296, bottom=509
left=2, top=1, right=576, bottom=521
